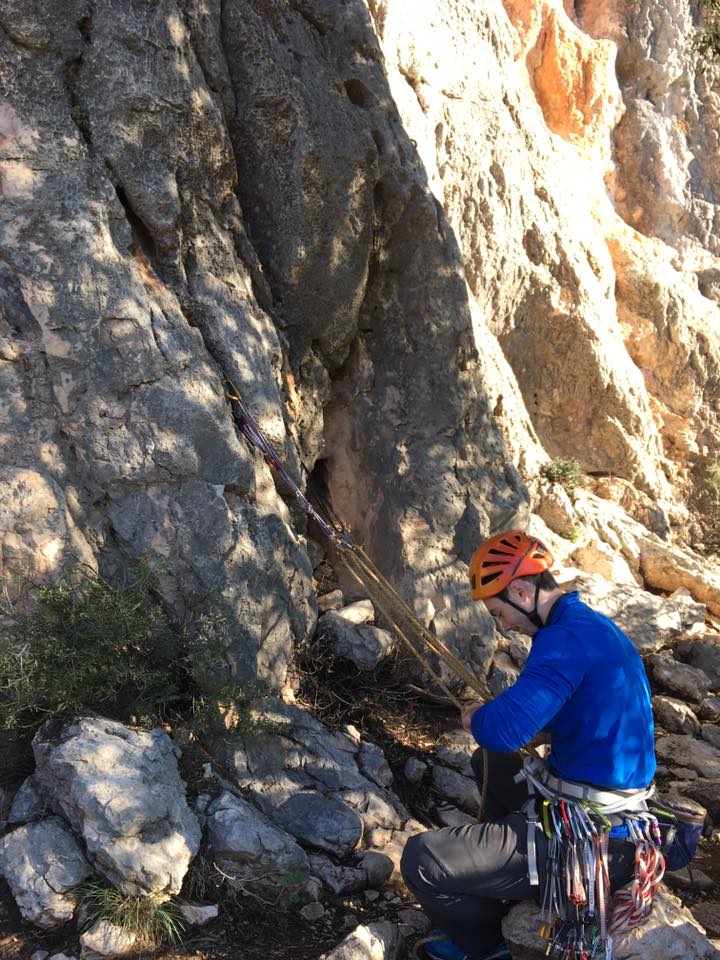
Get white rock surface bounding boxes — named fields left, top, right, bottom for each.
left=0, top=818, right=91, bottom=929
left=323, top=921, right=401, bottom=960
left=318, top=612, right=398, bottom=671
left=80, top=920, right=137, bottom=959
left=503, top=887, right=718, bottom=959
left=32, top=718, right=200, bottom=896
left=652, top=696, right=701, bottom=737
left=206, top=791, right=308, bottom=875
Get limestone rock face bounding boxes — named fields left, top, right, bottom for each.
left=2, top=0, right=720, bottom=781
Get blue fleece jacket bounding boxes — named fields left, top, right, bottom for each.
left=471, top=592, right=655, bottom=789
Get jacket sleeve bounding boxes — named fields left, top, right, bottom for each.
left=470, top=626, right=588, bottom=751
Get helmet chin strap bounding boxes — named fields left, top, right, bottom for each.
left=502, top=582, right=544, bottom=629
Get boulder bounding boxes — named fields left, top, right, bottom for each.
left=274, top=792, right=364, bottom=857
left=667, top=779, right=720, bottom=824
left=639, top=537, right=720, bottom=617
left=8, top=775, right=46, bottom=825
left=435, top=731, right=478, bottom=779
left=0, top=818, right=91, bottom=929
left=431, top=765, right=479, bottom=813
left=565, top=574, right=705, bottom=654
left=647, top=654, right=712, bottom=702
left=317, top=612, right=398, bottom=671
left=359, top=742, right=393, bottom=788
left=686, top=639, right=720, bottom=692
left=502, top=887, right=718, bottom=959
left=655, top=735, right=720, bottom=779
left=323, top=921, right=401, bottom=960
left=32, top=717, right=200, bottom=896
left=206, top=791, right=308, bottom=875
left=652, top=696, right=701, bottom=736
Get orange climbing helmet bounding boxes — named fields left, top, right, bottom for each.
left=468, top=530, right=554, bottom=601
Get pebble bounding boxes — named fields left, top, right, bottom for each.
left=301, top=902, right=325, bottom=921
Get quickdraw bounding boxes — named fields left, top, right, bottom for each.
left=517, top=759, right=665, bottom=959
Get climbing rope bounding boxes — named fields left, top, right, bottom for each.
left=225, top=380, right=492, bottom=817
left=609, top=833, right=665, bottom=934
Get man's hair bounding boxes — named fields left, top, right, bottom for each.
left=497, top=570, right=562, bottom=600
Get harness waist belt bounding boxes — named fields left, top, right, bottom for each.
left=515, top=756, right=654, bottom=814
left=539, top=769, right=651, bottom=809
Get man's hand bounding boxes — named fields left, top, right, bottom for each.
left=460, top=703, right=481, bottom=732
left=525, top=731, right=550, bottom=749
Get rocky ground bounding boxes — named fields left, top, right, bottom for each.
left=1, top=512, right=720, bottom=960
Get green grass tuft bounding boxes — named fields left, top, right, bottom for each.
left=80, top=880, right=186, bottom=949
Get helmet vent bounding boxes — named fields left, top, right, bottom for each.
left=480, top=570, right=503, bottom=586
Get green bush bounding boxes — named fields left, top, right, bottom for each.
left=696, top=0, right=720, bottom=61
left=0, top=563, right=272, bottom=736
left=706, top=459, right=720, bottom=497
left=539, top=457, right=582, bottom=495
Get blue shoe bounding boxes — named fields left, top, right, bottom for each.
left=422, top=930, right=511, bottom=960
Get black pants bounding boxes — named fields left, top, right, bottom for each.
left=400, top=750, right=637, bottom=960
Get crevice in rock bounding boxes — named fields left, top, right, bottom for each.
left=114, top=184, right=158, bottom=263
left=63, top=10, right=94, bottom=150
left=344, top=78, right=372, bottom=108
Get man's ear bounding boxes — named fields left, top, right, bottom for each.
left=508, top=579, right=530, bottom=603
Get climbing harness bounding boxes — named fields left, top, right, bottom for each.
left=224, top=381, right=493, bottom=812
left=515, top=757, right=667, bottom=959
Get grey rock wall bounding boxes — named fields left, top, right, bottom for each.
left=1, top=0, right=719, bottom=694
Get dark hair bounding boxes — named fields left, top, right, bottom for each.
left=497, top=570, right=562, bottom=601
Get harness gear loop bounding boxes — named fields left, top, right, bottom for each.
left=518, top=757, right=664, bottom=960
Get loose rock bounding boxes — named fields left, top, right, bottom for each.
left=207, top=791, right=308, bottom=875
left=656, top=735, right=720, bottom=778
left=431, top=765, right=479, bottom=813
left=32, top=718, right=200, bottom=896
left=323, top=921, right=400, bottom=960
left=359, top=742, right=393, bottom=788
left=177, top=903, right=219, bottom=926
left=403, top=758, right=427, bottom=784
left=652, top=696, right=701, bottom=736
left=80, top=920, right=137, bottom=958
left=0, top=818, right=91, bottom=929
left=318, top=613, right=397, bottom=671
left=647, top=654, right=711, bottom=702
left=275, top=792, right=364, bottom=857
left=8, top=775, right=46, bottom=825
